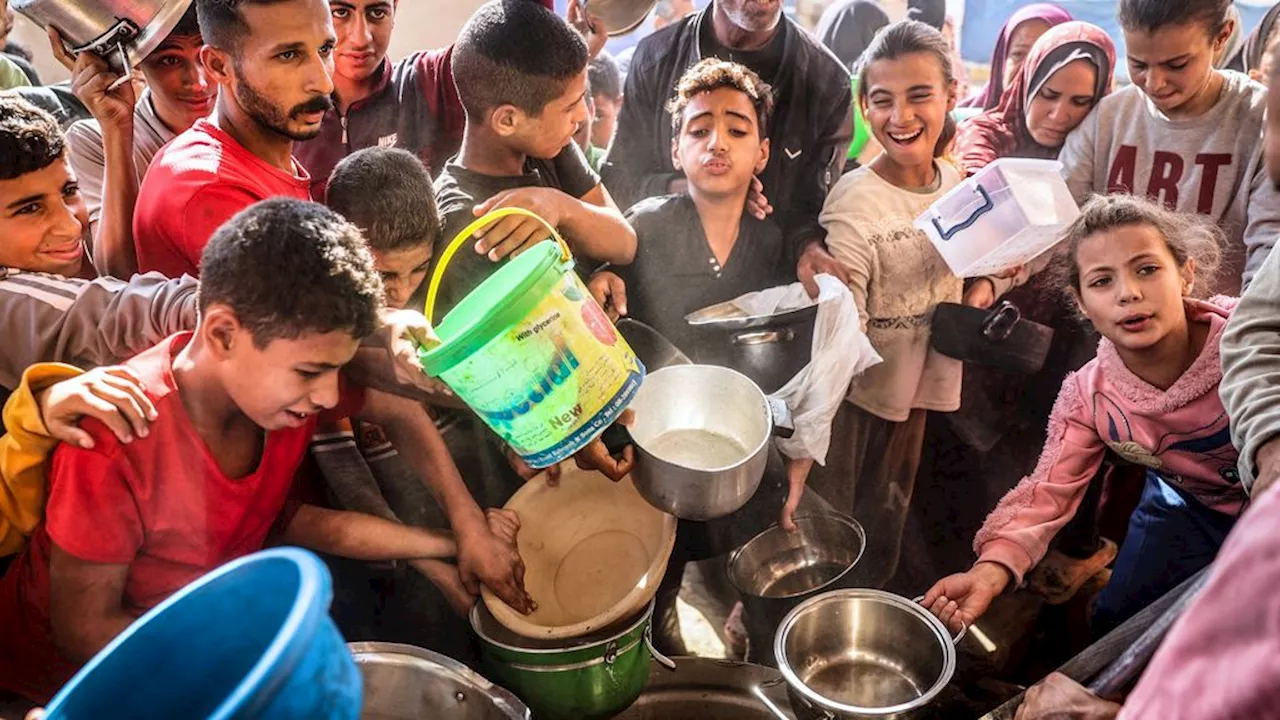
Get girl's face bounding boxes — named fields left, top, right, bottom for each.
left=1073, top=223, right=1195, bottom=354
left=1025, top=59, right=1099, bottom=149
left=1004, top=19, right=1052, bottom=84
left=862, top=52, right=955, bottom=173
left=1125, top=20, right=1230, bottom=117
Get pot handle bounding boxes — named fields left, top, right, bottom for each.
left=767, top=397, right=796, bottom=439
left=913, top=595, right=968, bottom=646
left=644, top=622, right=677, bottom=670
left=752, top=683, right=808, bottom=720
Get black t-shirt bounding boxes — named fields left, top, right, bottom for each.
left=426, top=143, right=600, bottom=320
left=698, top=17, right=788, bottom=87
left=617, top=194, right=791, bottom=357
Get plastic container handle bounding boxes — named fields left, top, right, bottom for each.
left=423, top=207, right=573, bottom=324
left=932, top=184, right=995, bottom=242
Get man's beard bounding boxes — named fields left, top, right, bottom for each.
left=235, top=72, right=332, bottom=142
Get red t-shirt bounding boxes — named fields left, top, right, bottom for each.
left=132, top=118, right=312, bottom=278
left=0, top=333, right=363, bottom=702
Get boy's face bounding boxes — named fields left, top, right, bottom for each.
left=0, top=155, right=88, bottom=276
left=372, top=243, right=432, bottom=310
left=213, top=310, right=362, bottom=431
left=591, top=93, right=621, bottom=150
left=141, top=34, right=215, bottom=133
left=671, top=87, right=769, bottom=200
left=331, top=0, right=395, bottom=84
left=207, top=0, right=336, bottom=141
left=504, top=70, right=590, bottom=160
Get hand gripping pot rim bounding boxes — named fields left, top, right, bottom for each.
left=420, top=208, right=644, bottom=468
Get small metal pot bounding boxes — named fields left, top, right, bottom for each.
left=623, top=365, right=776, bottom=521
left=774, top=590, right=965, bottom=720
left=471, top=600, right=672, bottom=720
left=14, top=0, right=195, bottom=71
left=348, top=642, right=529, bottom=720
left=728, top=514, right=867, bottom=667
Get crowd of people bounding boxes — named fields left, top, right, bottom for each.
left=2, top=0, right=1280, bottom=716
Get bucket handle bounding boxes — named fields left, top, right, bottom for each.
left=644, top=621, right=677, bottom=670
left=913, top=595, right=969, bottom=646
left=423, top=207, right=573, bottom=324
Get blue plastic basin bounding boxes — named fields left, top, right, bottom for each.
left=43, top=547, right=362, bottom=720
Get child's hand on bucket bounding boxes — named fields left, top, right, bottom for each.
left=458, top=520, right=536, bottom=614
left=472, top=188, right=568, bottom=262
left=573, top=410, right=637, bottom=482
left=506, top=449, right=564, bottom=486
left=588, top=271, right=628, bottom=321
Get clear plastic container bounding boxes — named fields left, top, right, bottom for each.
left=916, top=158, right=1080, bottom=277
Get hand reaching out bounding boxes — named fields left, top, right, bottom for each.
left=49, top=28, right=137, bottom=131
left=921, top=562, right=1011, bottom=633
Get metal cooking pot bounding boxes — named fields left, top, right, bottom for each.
left=14, top=0, right=194, bottom=72
left=348, top=642, right=529, bottom=720
left=580, top=0, right=659, bottom=35
left=606, top=364, right=790, bottom=521
left=613, top=657, right=798, bottom=719
left=686, top=304, right=818, bottom=394
left=775, top=590, right=966, bottom=720
left=470, top=600, right=672, bottom=720
left=728, top=514, right=867, bottom=668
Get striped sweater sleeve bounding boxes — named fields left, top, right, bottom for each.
left=0, top=270, right=198, bottom=390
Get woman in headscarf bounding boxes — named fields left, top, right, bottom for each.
left=912, top=22, right=1123, bottom=602
left=961, top=3, right=1073, bottom=110
left=955, top=21, right=1116, bottom=174
left=1234, top=1, right=1280, bottom=78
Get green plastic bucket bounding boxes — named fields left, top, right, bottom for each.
left=420, top=208, right=645, bottom=469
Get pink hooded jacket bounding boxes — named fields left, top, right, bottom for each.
left=976, top=297, right=1247, bottom=582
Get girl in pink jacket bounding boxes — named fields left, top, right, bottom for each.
left=924, top=194, right=1248, bottom=635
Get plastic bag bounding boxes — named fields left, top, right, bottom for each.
left=723, top=275, right=881, bottom=464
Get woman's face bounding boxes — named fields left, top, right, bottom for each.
left=1004, top=19, right=1052, bottom=82
left=1125, top=21, right=1227, bottom=117
left=1025, top=59, right=1099, bottom=149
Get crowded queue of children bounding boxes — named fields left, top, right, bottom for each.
left=3, top=0, right=1280, bottom=713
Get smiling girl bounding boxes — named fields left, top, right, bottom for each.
left=1059, top=0, right=1280, bottom=295
left=813, top=20, right=993, bottom=589
left=923, top=194, right=1247, bottom=637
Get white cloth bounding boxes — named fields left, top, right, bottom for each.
left=723, top=274, right=881, bottom=464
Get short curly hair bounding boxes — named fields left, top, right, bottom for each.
left=327, top=147, right=440, bottom=255
left=1052, top=194, right=1222, bottom=300
left=198, top=198, right=385, bottom=346
left=0, top=94, right=66, bottom=181
left=666, top=58, right=774, bottom=137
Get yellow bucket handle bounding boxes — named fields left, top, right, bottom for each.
left=424, top=207, right=573, bottom=325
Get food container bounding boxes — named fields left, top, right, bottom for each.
left=613, top=657, right=798, bottom=719
left=348, top=642, right=529, bottom=719
left=471, top=600, right=671, bottom=720
left=727, top=514, right=867, bottom=667
left=481, top=463, right=676, bottom=641
left=915, top=158, right=1079, bottom=278
left=14, top=0, right=194, bottom=72
left=686, top=302, right=818, bottom=394
left=775, top=590, right=965, bottom=719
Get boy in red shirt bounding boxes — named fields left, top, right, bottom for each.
left=132, top=0, right=336, bottom=277
left=0, top=198, right=528, bottom=703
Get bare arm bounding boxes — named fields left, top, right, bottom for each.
left=93, top=121, right=140, bottom=278
left=48, top=544, right=135, bottom=663
left=471, top=183, right=638, bottom=266
left=281, top=504, right=456, bottom=561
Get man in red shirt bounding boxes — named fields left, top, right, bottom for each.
left=132, top=0, right=336, bottom=277
left=0, top=199, right=530, bottom=703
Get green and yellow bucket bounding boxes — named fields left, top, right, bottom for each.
left=420, top=208, right=645, bottom=469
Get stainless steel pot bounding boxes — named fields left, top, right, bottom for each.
left=14, top=0, right=194, bottom=71
left=580, top=0, right=659, bottom=35
left=623, top=365, right=775, bottom=521
left=686, top=303, right=818, bottom=394
left=613, top=657, right=798, bottom=719
left=728, top=514, right=867, bottom=667
left=347, top=642, right=530, bottom=720
left=774, top=590, right=965, bottom=720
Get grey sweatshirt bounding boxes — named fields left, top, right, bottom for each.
left=1058, top=72, right=1280, bottom=294
left=0, top=269, right=197, bottom=391
left=1221, top=246, right=1280, bottom=492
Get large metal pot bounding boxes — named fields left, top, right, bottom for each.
left=728, top=514, right=867, bottom=667
left=775, top=590, right=965, bottom=720
left=348, top=642, right=529, bottom=720
left=14, top=0, right=194, bottom=71
left=686, top=304, right=818, bottom=394
left=470, top=600, right=671, bottom=720
left=621, top=364, right=776, bottom=521
left=613, top=657, right=798, bottom=719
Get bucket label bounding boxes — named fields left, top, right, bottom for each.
left=441, top=272, right=645, bottom=468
